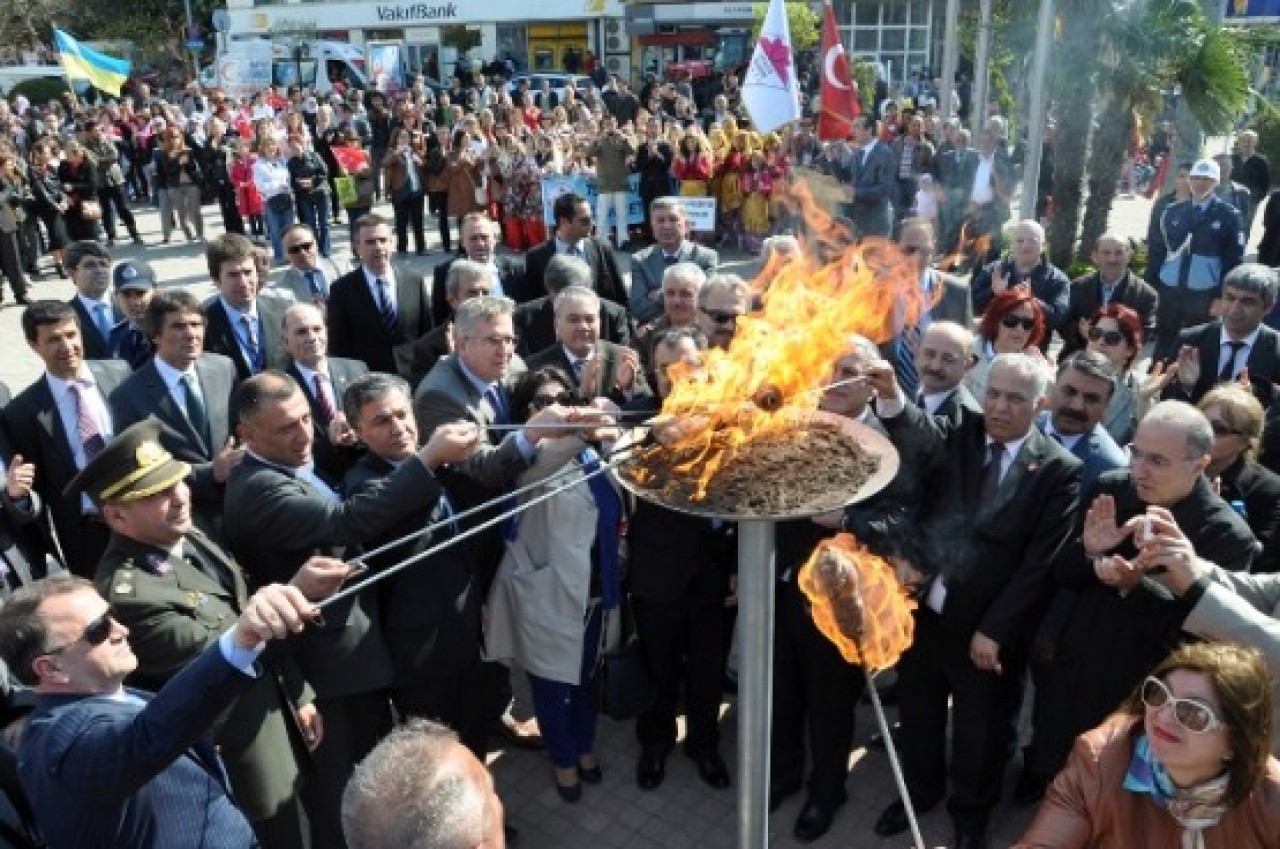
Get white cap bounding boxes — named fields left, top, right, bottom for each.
left=1189, top=159, right=1220, bottom=181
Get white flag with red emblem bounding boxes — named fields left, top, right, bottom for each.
left=741, top=0, right=801, bottom=134
left=818, top=1, right=860, bottom=140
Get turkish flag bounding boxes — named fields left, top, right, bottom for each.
left=818, top=2, right=860, bottom=141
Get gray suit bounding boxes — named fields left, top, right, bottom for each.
left=628, top=241, right=718, bottom=324
left=270, top=258, right=341, bottom=306
left=879, top=269, right=974, bottom=380
left=108, top=354, right=239, bottom=517
left=1183, top=567, right=1280, bottom=677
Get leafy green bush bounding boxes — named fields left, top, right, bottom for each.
left=9, top=77, right=74, bottom=107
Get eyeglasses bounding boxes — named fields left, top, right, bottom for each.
left=465, top=334, right=518, bottom=349
left=43, top=610, right=115, bottom=656
left=287, top=241, right=316, bottom=254
left=1209, top=419, right=1243, bottom=437
left=1000, top=315, right=1036, bottom=331
left=1141, top=676, right=1223, bottom=734
left=1088, top=327, right=1126, bottom=346
left=530, top=391, right=572, bottom=411
left=701, top=309, right=742, bottom=325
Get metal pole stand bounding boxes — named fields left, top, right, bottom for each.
left=736, top=520, right=776, bottom=849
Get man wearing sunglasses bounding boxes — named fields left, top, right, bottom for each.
left=696, top=274, right=750, bottom=351
left=1059, top=233, right=1159, bottom=360
left=272, top=223, right=341, bottom=308
left=1025, top=400, right=1259, bottom=807
left=0, top=561, right=334, bottom=847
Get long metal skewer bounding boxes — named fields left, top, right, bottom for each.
left=860, top=659, right=927, bottom=849
left=352, top=442, right=642, bottom=563
left=318, top=452, right=633, bottom=610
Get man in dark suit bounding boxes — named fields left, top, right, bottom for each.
left=521, top=192, right=628, bottom=308
left=64, top=241, right=122, bottom=361
left=937, top=128, right=979, bottom=253
left=1163, top=263, right=1280, bottom=408
left=1038, top=352, right=1129, bottom=494
left=108, top=290, right=244, bottom=531
left=0, top=381, right=59, bottom=599
left=399, top=259, right=493, bottom=391
left=1059, top=233, right=1159, bottom=360
left=629, top=327, right=734, bottom=794
left=1027, top=401, right=1258, bottom=799
left=884, top=218, right=974, bottom=398
left=526, top=285, right=651, bottom=407
left=3, top=301, right=130, bottom=577
left=843, top=113, right=897, bottom=240
left=430, top=213, right=525, bottom=326
left=0, top=573, right=324, bottom=849
left=282, top=302, right=367, bottom=483
left=271, top=223, right=340, bottom=308
left=629, top=198, right=718, bottom=325
left=771, top=335, right=938, bottom=841
left=515, top=254, right=633, bottom=358
left=632, top=260, right=706, bottom=375
left=970, top=220, right=1071, bottom=339
left=342, top=373, right=487, bottom=755
left=201, top=233, right=291, bottom=381
left=107, top=259, right=157, bottom=370
left=913, top=321, right=984, bottom=427
left=870, top=353, right=1082, bottom=849
left=223, top=371, right=478, bottom=849
left=67, top=418, right=345, bottom=849
left=329, top=213, right=430, bottom=377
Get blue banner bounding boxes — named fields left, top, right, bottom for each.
left=1225, top=0, right=1280, bottom=18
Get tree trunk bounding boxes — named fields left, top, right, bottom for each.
left=1080, top=99, right=1134, bottom=258
left=1045, top=1, right=1101, bottom=269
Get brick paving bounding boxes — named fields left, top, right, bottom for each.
left=2, top=188, right=1264, bottom=848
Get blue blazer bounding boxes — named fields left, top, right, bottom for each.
left=20, top=644, right=258, bottom=849
left=1036, top=412, right=1127, bottom=497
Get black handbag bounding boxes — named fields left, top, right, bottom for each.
left=592, top=601, right=654, bottom=721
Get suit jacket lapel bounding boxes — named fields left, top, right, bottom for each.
left=34, top=379, right=78, bottom=478
left=981, top=432, right=1048, bottom=521
left=187, top=531, right=248, bottom=603
left=143, top=363, right=205, bottom=455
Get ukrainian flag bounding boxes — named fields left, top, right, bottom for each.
left=53, top=29, right=130, bottom=97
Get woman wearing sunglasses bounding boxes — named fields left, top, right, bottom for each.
left=484, top=367, right=622, bottom=804
left=964, top=285, right=1046, bottom=402
left=1084, top=303, right=1170, bottom=445
left=1195, top=384, right=1280, bottom=573
left=1015, top=642, right=1280, bottom=848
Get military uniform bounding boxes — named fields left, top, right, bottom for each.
left=69, top=418, right=315, bottom=849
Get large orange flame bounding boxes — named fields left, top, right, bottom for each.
left=659, top=176, right=925, bottom=499
left=797, top=534, right=916, bottom=670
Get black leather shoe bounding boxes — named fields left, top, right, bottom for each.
left=873, top=798, right=939, bottom=837
left=1013, top=768, right=1050, bottom=806
left=954, top=829, right=987, bottom=849
left=687, top=750, right=731, bottom=789
left=577, top=763, right=603, bottom=785
left=636, top=753, right=665, bottom=790
left=793, top=800, right=834, bottom=843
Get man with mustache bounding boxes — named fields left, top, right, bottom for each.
left=1037, top=351, right=1128, bottom=495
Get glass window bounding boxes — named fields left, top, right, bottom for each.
left=883, top=4, right=908, bottom=25
left=855, top=3, right=880, bottom=26
left=882, top=28, right=906, bottom=52
left=853, top=28, right=879, bottom=52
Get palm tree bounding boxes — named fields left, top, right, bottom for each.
left=1045, top=0, right=1106, bottom=269
left=1078, top=0, right=1251, bottom=257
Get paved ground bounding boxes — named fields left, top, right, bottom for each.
left=1, top=188, right=1263, bottom=848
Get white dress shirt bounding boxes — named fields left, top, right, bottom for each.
left=45, top=368, right=113, bottom=513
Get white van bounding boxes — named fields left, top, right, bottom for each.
left=206, top=39, right=367, bottom=95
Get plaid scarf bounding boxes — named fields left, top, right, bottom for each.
left=1123, top=733, right=1231, bottom=849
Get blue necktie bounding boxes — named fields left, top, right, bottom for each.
left=896, top=327, right=921, bottom=400
left=93, top=303, right=113, bottom=342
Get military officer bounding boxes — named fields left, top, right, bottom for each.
left=67, top=417, right=352, bottom=849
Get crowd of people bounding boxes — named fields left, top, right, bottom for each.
left=0, top=59, right=1278, bottom=849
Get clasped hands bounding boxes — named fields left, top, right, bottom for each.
left=1085, top=495, right=1203, bottom=595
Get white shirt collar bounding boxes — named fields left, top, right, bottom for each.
left=218, top=296, right=258, bottom=324
left=293, top=360, right=330, bottom=384
left=44, top=366, right=94, bottom=394
left=1221, top=325, right=1262, bottom=347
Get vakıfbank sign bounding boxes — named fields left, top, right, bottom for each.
left=374, top=2, right=459, bottom=22
left=230, top=0, right=619, bottom=32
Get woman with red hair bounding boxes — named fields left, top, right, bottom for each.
left=1083, top=303, right=1168, bottom=445
left=966, top=285, right=1047, bottom=401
